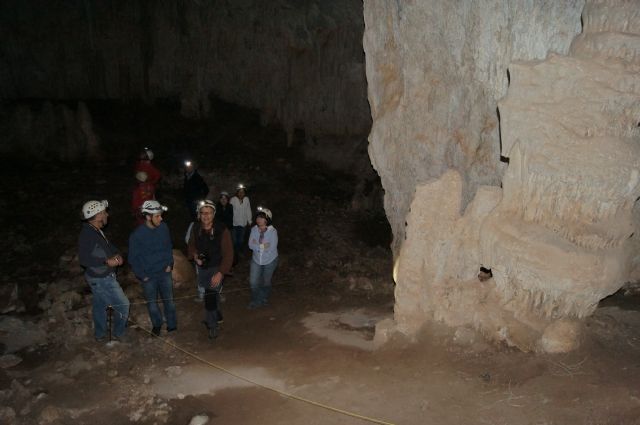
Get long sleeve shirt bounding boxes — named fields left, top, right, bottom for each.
left=131, top=182, right=155, bottom=216
left=248, top=225, right=278, bottom=265
left=128, top=222, right=174, bottom=280
left=134, top=160, right=162, bottom=186
left=78, top=223, right=120, bottom=278
left=215, top=203, right=234, bottom=230
left=230, top=196, right=252, bottom=226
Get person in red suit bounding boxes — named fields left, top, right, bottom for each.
left=131, top=171, right=156, bottom=226
left=134, top=148, right=162, bottom=188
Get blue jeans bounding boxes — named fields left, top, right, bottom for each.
left=142, top=272, right=177, bottom=330
left=232, top=226, right=246, bottom=257
left=249, top=257, right=278, bottom=306
left=197, top=266, right=223, bottom=329
left=86, top=274, right=130, bottom=339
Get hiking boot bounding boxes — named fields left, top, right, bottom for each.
left=110, top=333, right=130, bottom=344
left=152, top=327, right=161, bottom=336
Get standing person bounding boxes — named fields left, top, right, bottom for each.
left=187, top=200, right=233, bottom=339
left=247, top=207, right=278, bottom=309
left=215, top=191, right=234, bottom=230
left=229, top=184, right=252, bottom=262
left=131, top=171, right=155, bottom=226
left=128, top=200, right=177, bottom=336
left=78, top=200, right=129, bottom=342
left=184, top=160, right=209, bottom=221
left=134, top=148, right=162, bottom=188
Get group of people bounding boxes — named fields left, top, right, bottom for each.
left=78, top=149, right=280, bottom=343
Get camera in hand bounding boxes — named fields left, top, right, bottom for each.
left=198, top=253, right=209, bottom=268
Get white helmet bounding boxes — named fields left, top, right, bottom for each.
left=135, top=171, right=148, bottom=182
left=197, top=199, right=216, bottom=217
left=256, top=206, right=272, bottom=220
left=141, top=200, right=167, bottom=215
left=236, top=183, right=246, bottom=192
left=144, top=148, right=154, bottom=160
left=82, top=200, right=108, bottom=220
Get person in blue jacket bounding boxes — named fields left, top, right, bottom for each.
left=128, top=200, right=177, bottom=336
left=247, top=207, right=279, bottom=308
left=78, top=200, right=129, bottom=342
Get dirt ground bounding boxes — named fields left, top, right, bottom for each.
left=1, top=102, right=639, bottom=425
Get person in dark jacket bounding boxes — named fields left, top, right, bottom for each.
left=187, top=200, right=233, bottom=339
left=215, top=191, right=234, bottom=230
left=78, top=200, right=129, bottom=342
left=183, top=160, right=209, bottom=220
left=128, top=200, right=176, bottom=336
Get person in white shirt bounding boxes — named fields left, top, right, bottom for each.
left=229, top=184, right=252, bottom=262
left=247, top=207, right=278, bottom=308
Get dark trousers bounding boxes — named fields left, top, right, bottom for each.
left=198, top=265, right=223, bottom=329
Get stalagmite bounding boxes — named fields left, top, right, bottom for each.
left=371, top=0, right=640, bottom=352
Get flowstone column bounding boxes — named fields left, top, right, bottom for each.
left=480, top=0, right=640, bottom=351
left=381, top=0, right=640, bottom=353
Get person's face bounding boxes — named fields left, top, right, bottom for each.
left=256, top=216, right=267, bottom=229
left=92, top=210, right=108, bottom=228
left=220, top=196, right=228, bottom=206
left=237, top=189, right=245, bottom=199
left=199, top=207, right=214, bottom=227
left=147, top=213, right=163, bottom=228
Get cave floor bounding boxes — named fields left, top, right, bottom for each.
left=1, top=103, right=639, bottom=425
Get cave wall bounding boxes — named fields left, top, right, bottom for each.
left=0, top=0, right=371, bottom=149
left=369, top=0, right=640, bottom=352
left=363, top=0, right=585, bottom=255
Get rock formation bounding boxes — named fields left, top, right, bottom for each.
left=0, top=101, right=101, bottom=161
left=0, top=0, right=371, bottom=157
left=377, top=0, right=640, bottom=352
left=364, top=0, right=585, bottom=254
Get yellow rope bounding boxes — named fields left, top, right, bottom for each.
left=126, top=317, right=396, bottom=425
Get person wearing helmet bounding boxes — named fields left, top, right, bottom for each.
left=131, top=170, right=156, bottom=226
left=134, top=147, right=162, bottom=188
left=128, top=200, right=177, bottom=336
left=78, top=200, right=130, bottom=342
left=183, top=160, right=209, bottom=221
left=187, top=199, right=233, bottom=339
left=247, top=207, right=278, bottom=309
left=229, top=184, right=252, bottom=263
left=215, top=191, right=234, bottom=230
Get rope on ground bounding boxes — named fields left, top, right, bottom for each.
left=125, top=316, right=396, bottom=425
